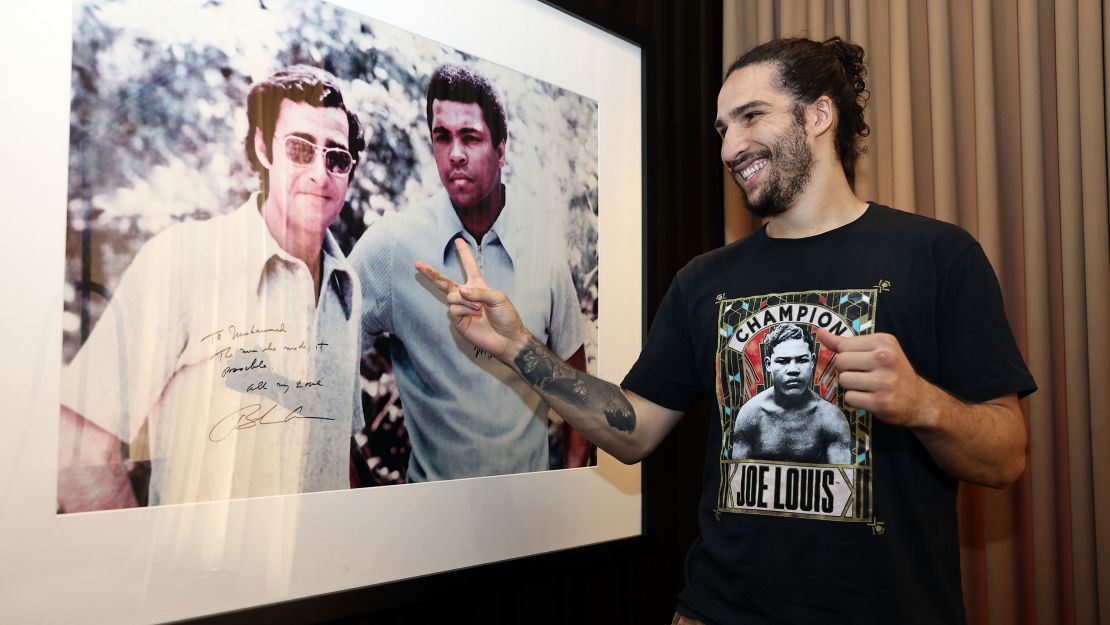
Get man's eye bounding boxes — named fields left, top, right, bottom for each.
left=745, top=111, right=762, bottom=122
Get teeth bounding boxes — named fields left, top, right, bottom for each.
left=741, top=159, right=767, bottom=180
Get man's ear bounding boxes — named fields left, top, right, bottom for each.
left=254, top=128, right=272, bottom=170
left=810, top=96, right=835, bottom=138
left=496, top=140, right=506, bottom=169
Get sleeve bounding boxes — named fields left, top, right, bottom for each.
left=934, top=243, right=1037, bottom=402
left=351, top=364, right=366, bottom=436
left=346, top=282, right=367, bottom=436
left=546, top=256, right=587, bottom=360
left=348, top=218, right=393, bottom=336
left=620, top=274, right=704, bottom=411
left=60, top=234, right=186, bottom=444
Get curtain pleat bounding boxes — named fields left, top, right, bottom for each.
left=927, top=0, right=955, bottom=224
left=722, top=1, right=1110, bottom=623
left=1015, top=2, right=1065, bottom=624
left=848, top=0, right=876, bottom=202
left=1055, top=2, right=1099, bottom=624
left=1076, top=0, right=1110, bottom=617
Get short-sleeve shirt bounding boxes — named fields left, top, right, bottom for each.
left=61, top=195, right=364, bottom=506
left=349, top=188, right=586, bottom=481
left=622, top=204, right=1036, bottom=625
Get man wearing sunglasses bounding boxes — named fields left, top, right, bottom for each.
left=349, top=64, right=591, bottom=482
left=58, top=66, right=367, bottom=510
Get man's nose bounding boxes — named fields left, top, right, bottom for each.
left=449, top=139, right=466, bottom=164
left=720, top=126, right=751, bottom=166
left=308, top=148, right=328, bottom=180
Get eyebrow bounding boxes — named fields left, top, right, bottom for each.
left=288, top=131, right=347, bottom=150
left=433, top=124, right=483, bottom=135
left=714, top=100, right=771, bottom=131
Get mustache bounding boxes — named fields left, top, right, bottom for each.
left=727, top=148, right=772, bottom=173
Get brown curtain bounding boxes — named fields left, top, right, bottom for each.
left=722, top=1, right=1110, bottom=624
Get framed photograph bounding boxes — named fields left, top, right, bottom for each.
left=0, top=0, right=644, bottom=622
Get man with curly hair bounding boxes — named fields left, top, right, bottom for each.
left=416, top=38, right=1035, bottom=624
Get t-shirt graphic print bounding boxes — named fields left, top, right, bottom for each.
left=716, top=288, right=876, bottom=523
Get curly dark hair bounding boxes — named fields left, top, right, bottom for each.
left=425, top=64, right=507, bottom=146
left=727, top=37, right=870, bottom=187
left=244, top=65, right=366, bottom=194
left=763, top=323, right=815, bottom=356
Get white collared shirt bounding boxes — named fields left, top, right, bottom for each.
left=62, top=195, right=364, bottom=505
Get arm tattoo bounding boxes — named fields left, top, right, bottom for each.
left=514, top=336, right=636, bottom=433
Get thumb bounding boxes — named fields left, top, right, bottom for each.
left=815, top=327, right=843, bottom=353
left=458, top=285, right=508, bottom=307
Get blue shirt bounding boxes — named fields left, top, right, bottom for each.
left=349, top=189, right=586, bottom=481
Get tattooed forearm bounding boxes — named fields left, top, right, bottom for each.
left=514, top=336, right=637, bottom=433
left=602, top=392, right=636, bottom=432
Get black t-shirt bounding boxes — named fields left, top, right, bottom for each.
left=622, top=204, right=1036, bottom=625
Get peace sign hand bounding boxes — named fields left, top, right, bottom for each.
left=415, top=238, right=530, bottom=361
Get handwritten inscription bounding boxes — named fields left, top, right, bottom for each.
left=201, top=321, right=333, bottom=435
left=221, top=357, right=267, bottom=378
left=208, top=402, right=335, bottom=443
left=239, top=343, right=277, bottom=355
left=281, top=341, right=330, bottom=352
left=201, top=323, right=288, bottom=343
left=211, top=341, right=324, bottom=362
left=269, top=379, right=325, bottom=395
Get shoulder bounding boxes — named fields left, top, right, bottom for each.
left=661, top=234, right=764, bottom=304
left=737, top=388, right=772, bottom=420
left=678, top=233, right=761, bottom=281
left=863, top=203, right=978, bottom=269
left=870, top=204, right=971, bottom=236
left=133, top=211, right=236, bottom=271
left=813, top=396, right=845, bottom=424
left=351, top=209, right=431, bottom=261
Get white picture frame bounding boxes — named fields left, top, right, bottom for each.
left=0, top=0, right=644, bottom=622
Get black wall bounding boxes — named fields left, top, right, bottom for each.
left=193, top=2, right=724, bottom=623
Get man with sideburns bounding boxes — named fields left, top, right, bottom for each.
left=59, top=65, right=366, bottom=510
left=414, top=39, right=1036, bottom=624
left=349, top=63, right=591, bottom=482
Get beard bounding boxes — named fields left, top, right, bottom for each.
left=733, top=120, right=814, bottom=218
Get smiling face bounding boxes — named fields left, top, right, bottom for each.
left=431, top=99, right=505, bottom=211
left=716, top=63, right=815, bottom=218
left=256, top=99, right=351, bottom=242
left=765, top=338, right=816, bottom=401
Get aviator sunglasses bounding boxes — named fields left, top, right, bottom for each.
left=281, top=135, right=355, bottom=176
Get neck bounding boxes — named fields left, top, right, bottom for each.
left=259, top=195, right=325, bottom=297
left=765, top=168, right=868, bottom=239
left=455, top=183, right=505, bottom=241
left=773, top=387, right=816, bottom=413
